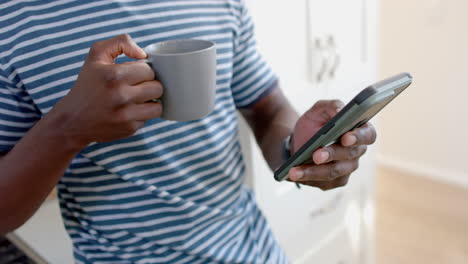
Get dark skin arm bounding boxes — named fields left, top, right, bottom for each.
left=0, top=120, right=84, bottom=234
left=0, top=34, right=162, bottom=235
left=240, top=86, right=299, bottom=170
left=240, top=85, right=377, bottom=190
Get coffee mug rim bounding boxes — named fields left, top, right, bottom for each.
left=144, top=39, right=216, bottom=57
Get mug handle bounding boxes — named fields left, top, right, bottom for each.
left=139, top=59, right=162, bottom=104
left=139, top=58, right=152, bottom=69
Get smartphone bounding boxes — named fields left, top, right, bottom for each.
left=274, top=72, right=413, bottom=182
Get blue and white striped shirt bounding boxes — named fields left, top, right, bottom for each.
left=0, top=1, right=289, bottom=263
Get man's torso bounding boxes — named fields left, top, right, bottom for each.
left=0, top=1, right=287, bottom=263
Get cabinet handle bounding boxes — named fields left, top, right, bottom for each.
left=327, top=35, right=340, bottom=79
left=315, top=38, right=328, bottom=82
left=311, top=35, right=340, bottom=83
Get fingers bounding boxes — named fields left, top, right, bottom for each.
left=304, top=100, right=344, bottom=123
left=120, top=62, right=155, bottom=85
left=289, top=160, right=359, bottom=182
left=341, top=122, right=377, bottom=147
left=88, top=34, right=146, bottom=63
left=130, top=81, right=163, bottom=103
left=302, top=175, right=350, bottom=191
left=101, top=62, right=155, bottom=86
left=313, top=145, right=367, bottom=164
left=98, top=62, right=162, bottom=104
left=121, top=102, right=163, bottom=121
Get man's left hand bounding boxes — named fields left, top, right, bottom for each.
left=288, top=100, right=377, bottom=191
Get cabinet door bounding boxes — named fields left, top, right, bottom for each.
left=241, top=0, right=377, bottom=262
left=307, top=0, right=377, bottom=100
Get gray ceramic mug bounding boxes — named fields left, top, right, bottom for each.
left=144, top=39, right=217, bottom=122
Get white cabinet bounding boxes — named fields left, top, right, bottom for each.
left=240, top=1, right=378, bottom=263
left=7, top=200, right=74, bottom=264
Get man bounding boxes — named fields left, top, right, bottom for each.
left=0, top=1, right=376, bottom=263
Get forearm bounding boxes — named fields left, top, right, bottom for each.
left=241, top=87, right=299, bottom=171
left=0, top=109, right=84, bottom=234
left=258, top=103, right=298, bottom=171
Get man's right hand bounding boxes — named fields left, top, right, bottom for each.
left=0, top=34, right=165, bottom=234
left=50, top=34, right=163, bottom=149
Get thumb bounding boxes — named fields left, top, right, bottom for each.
left=305, top=99, right=344, bottom=123
left=87, top=34, right=146, bottom=64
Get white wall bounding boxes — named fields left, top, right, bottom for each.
left=377, top=0, right=468, bottom=187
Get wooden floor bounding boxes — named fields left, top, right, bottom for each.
left=376, top=167, right=468, bottom=264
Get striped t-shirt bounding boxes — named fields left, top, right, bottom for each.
left=0, top=1, right=289, bottom=263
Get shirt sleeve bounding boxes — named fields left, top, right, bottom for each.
left=0, top=73, right=41, bottom=153
left=230, top=0, right=278, bottom=108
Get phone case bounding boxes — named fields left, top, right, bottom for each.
left=274, top=72, right=413, bottom=182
